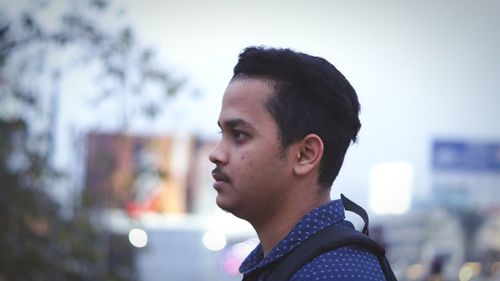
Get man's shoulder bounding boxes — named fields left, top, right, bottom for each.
left=289, top=245, right=387, bottom=281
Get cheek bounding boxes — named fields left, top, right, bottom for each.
left=236, top=150, right=254, bottom=168
left=233, top=154, right=259, bottom=182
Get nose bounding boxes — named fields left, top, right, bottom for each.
left=208, top=141, right=228, bottom=165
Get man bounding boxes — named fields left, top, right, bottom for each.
left=209, top=46, right=387, bottom=280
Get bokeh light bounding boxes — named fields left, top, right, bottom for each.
left=129, top=228, right=148, bottom=248
left=202, top=231, right=227, bottom=251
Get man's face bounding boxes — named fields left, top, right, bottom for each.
left=209, top=78, right=295, bottom=221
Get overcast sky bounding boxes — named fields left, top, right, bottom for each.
left=2, top=0, right=500, bottom=211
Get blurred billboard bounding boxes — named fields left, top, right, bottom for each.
left=83, top=132, right=194, bottom=215
left=432, top=139, right=500, bottom=212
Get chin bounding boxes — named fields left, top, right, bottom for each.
left=215, top=196, right=231, bottom=212
left=216, top=197, right=243, bottom=217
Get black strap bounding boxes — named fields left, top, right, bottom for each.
left=266, top=224, right=387, bottom=281
left=341, top=193, right=370, bottom=235
left=264, top=195, right=398, bottom=281
left=378, top=255, right=398, bottom=281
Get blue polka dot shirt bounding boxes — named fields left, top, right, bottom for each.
left=239, top=199, right=387, bottom=281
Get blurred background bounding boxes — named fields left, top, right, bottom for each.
left=1, top=0, right=499, bottom=280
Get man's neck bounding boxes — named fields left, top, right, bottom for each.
left=251, top=188, right=331, bottom=256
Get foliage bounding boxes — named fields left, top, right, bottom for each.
left=0, top=0, right=186, bottom=279
left=0, top=119, right=112, bottom=280
left=1, top=0, right=184, bottom=143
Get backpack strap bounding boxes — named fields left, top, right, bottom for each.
left=266, top=224, right=387, bottom=281
left=265, top=195, right=398, bottom=281
left=341, top=193, right=370, bottom=235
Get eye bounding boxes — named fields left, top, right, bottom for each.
left=232, top=130, right=247, bottom=142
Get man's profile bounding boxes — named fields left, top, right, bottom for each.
left=209, top=46, right=391, bottom=281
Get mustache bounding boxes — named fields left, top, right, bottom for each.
left=211, top=167, right=231, bottom=182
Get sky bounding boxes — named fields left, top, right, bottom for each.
left=119, top=0, right=500, bottom=208
left=2, top=0, right=500, bottom=212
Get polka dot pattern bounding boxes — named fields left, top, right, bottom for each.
left=240, top=199, right=387, bottom=281
left=290, top=245, right=386, bottom=281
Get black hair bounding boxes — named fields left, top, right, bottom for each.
left=232, top=46, right=361, bottom=188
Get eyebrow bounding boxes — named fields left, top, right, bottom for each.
left=218, top=118, right=255, bottom=131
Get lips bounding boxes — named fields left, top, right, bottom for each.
left=211, top=168, right=231, bottom=189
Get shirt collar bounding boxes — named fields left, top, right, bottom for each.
left=240, top=199, right=346, bottom=274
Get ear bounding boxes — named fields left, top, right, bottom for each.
left=293, top=134, right=324, bottom=177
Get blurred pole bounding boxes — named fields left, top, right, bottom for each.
left=47, top=69, right=61, bottom=165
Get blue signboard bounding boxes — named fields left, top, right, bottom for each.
left=432, top=140, right=500, bottom=172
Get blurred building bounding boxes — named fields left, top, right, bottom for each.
left=83, top=132, right=254, bottom=281
left=84, top=132, right=194, bottom=214
left=372, top=209, right=464, bottom=281
left=370, top=139, right=500, bottom=281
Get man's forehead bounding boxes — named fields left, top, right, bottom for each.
left=216, top=78, right=279, bottom=132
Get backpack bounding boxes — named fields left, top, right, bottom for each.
left=266, top=194, right=398, bottom=281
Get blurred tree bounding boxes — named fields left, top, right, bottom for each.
left=1, top=0, right=185, bottom=158
left=0, top=0, right=187, bottom=280
left=0, top=119, right=109, bottom=280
